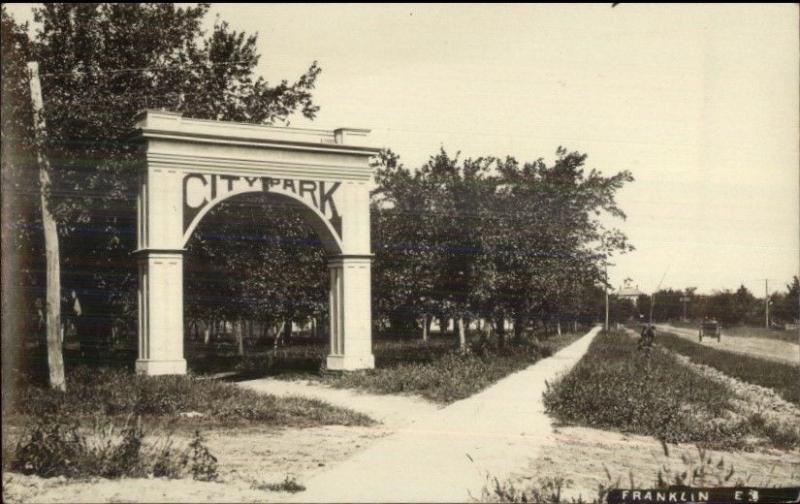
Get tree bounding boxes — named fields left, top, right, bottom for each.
left=772, top=276, right=800, bottom=324
left=2, top=7, right=47, bottom=387
left=7, top=3, right=323, bottom=366
left=371, top=150, right=440, bottom=338
left=185, top=193, right=328, bottom=352
left=488, top=148, right=633, bottom=339
left=371, top=146, right=634, bottom=345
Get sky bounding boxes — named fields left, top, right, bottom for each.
left=6, top=3, right=799, bottom=296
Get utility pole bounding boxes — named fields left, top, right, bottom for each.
left=680, top=296, right=691, bottom=321
left=649, top=267, right=670, bottom=325
left=765, top=278, right=770, bottom=329
left=604, top=261, right=613, bottom=332
left=28, top=61, right=66, bottom=392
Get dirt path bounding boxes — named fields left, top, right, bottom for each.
left=238, top=378, right=441, bottom=430
left=656, top=324, right=800, bottom=366
left=2, top=383, right=439, bottom=504
left=289, top=326, right=601, bottom=503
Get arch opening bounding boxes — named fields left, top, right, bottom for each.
left=183, top=191, right=333, bottom=372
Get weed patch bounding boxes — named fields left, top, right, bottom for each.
left=543, top=331, right=752, bottom=449
left=9, top=415, right=215, bottom=481
left=254, top=475, right=306, bottom=493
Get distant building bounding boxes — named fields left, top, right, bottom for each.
left=616, top=279, right=645, bottom=306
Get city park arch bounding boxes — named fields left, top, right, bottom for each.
left=132, top=110, right=378, bottom=375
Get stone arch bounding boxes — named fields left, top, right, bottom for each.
left=132, top=110, right=377, bottom=375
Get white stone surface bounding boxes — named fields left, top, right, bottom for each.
left=133, top=110, right=379, bottom=375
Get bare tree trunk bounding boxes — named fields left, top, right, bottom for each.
left=458, top=317, right=466, bottom=351
left=556, top=319, right=562, bottom=337
left=235, top=319, right=244, bottom=356
left=203, top=321, right=210, bottom=345
left=482, top=318, right=493, bottom=342
left=284, top=319, right=293, bottom=344
left=273, top=321, right=285, bottom=349
left=28, top=62, right=65, bottom=391
left=513, top=315, right=527, bottom=343
left=421, top=314, right=428, bottom=341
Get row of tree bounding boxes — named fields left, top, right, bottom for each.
left=605, top=280, right=800, bottom=326
left=3, top=4, right=638, bottom=362
left=369, top=149, right=632, bottom=344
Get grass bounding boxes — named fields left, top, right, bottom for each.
left=191, top=328, right=586, bottom=404
left=655, top=330, right=800, bottom=405
left=320, top=331, right=585, bottom=404
left=543, top=330, right=797, bottom=450
left=4, top=366, right=373, bottom=430
left=2, top=366, right=372, bottom=480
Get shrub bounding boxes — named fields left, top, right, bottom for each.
left=255, top=474, right=306, bottom=493
left=9, top=414, right=204, bottom=480
left=11, top=416, right=87, bottom=478
left=186, top=430, right=218, bottom=482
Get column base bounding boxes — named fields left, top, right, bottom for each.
left=326, top=354, right=375, bottom=371
left=136, top=359, right=187, bottom=376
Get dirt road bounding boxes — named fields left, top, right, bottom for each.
left=656, top=324, right=799, bottom=366
left=289, top=326, right=602, bottom=503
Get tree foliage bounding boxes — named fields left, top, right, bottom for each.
left=371, top=147, right=634, bottom=339
left=3, top=4, right=323, bottom=343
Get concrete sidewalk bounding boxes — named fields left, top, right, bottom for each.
left=291, top=326, right=601, bottom=503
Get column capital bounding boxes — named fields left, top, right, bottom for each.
left=326, top=254, right=374, bottom=268
left=132, top=248, right=186, bottom=256
left=326, top=253, right=374, bottom=261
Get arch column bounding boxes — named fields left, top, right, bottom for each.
left=134, top=249, right=187, bottom=375
left=326, top=255, right=375, bottom=370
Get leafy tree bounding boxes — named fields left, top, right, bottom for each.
left=7, top=3, right=323, bottom=359
left=185, top=193, right=328, bottom=350
left=371, top=150, right=440, bottom=337
left=771, top=276, right=799, bottom=324
left=371, top=147, right=634, bottom=344
left=488, top=148, right=633, bottom=339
